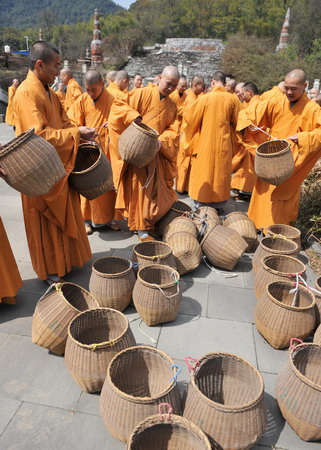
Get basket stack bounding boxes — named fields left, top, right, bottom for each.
left=89, top=257, right=135, bottom=311
left=100, top=346, right=181, bottom=443
left=183, top=352, right=267, bottom=449
left=64, top=308, right=136, bottom=393
left=163, top=216, right=197, bottom=242
left=156, top=201, right=192, bottom=236
left=266, top=224, right=301, bottom=249
left=133, top=241, right=176, bottom=270
left=32, top=282, right=99, bottom=355
left=252, top=236, right=299, bottom=273
left=255, top=281, right=316, bottom=349
left=224, top=212, right=257, bottom=251
left=0, top=128, right=66, bottom=197
left=255, top=139, right=294, bottom=186
left=167, top=232, right=202, bottom=275
left=276, top=341, right=321, bottom=441
left=191, top=207, right=220, bottom=241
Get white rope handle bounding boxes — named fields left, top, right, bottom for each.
left=38, top=283, right=56, bottom=302
left=202, top=256, right=238, bottom=278
left=140, top=158, right=157, bottom=190
left=153, top=282, right=180, bottom=298
left=248, top=123, right=292, bottom=146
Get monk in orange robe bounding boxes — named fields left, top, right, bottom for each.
left=107, top=70, right=129, bottom=100
left=169, top=75, right=188, bottom=127
left=176, top=75, right=205, bottom=193
left=12, top=41, right=96, bottom=284
left=185, top=71, right=240, bottom=213
left=5, top=78, right=19, bottom=127
left=68, top=69, right=119, bottom=235
left=56, top=82, right=66, bottom=108
left=260, top=81, right=285, bottom=101
left=106, top=70, right=116, bottom=87
left=241, top=69, right=321, bottom=228
left=0, top=216, right=22, bottom=304
left=60, top=68, right=83, bottom=112
left=108, top=65, right=180, bottom=240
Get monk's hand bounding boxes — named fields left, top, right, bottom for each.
left=78, top=126, right=98, bottom=141
left=101, top=121, right=108, bottom=128
left=134, top=116, right=142, bottom=125
left=288, top=134, right=299, bottom=145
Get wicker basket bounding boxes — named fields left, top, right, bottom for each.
left=133, top=241, right=176, bottom=270
left=183, top=352, right=267, bottom=449
left=89, top=257, right=135, bottom=311
left=0, top=128, right=66, bottom=197
left=64, top=308, right=136, bottom=393
left=201, top=224, right=248, bottom=271
left=255, top=281, right=315, bottom=349
left=314, top=276, right=321, bottom=328
left=127, top=409, right=211, bottom=450
left=100, top=346, right=182, bottom=443
left=276, top=341, right=321, bottom=441
left=314, top=324, right=321, bottom=344
left=255, top=139, right=294, bottom=186
left=156, top=201, right=192, bottom=236
left=266, top=224, right=301, bottom=249
left=167, top=232, right=202, bottom=275
left=224, top=212, right=257, bottom=251
left=254, top=255, right=306, bottom=300
left=163, top=216, right=197, bottom=242
left=69, top=142, right=114, bottom=200
left=191, top=207, right=221, bottom=241
left=32, top=283, right=99, bottom=355
left=118, top=121, right=159, bottom=168
left=252, top=236, right=299, bottom=273
left=133, top=265, right=181, bottom=326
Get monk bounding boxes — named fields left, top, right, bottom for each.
left=133, top=73, right=143, bottom=89
left=169, top=75, right=188, bottom=125
left=108, top=65, right=180, bottom=241
left=13, top=41, right=96, bottom=285
left=60, top=68, right=83, bottom=112
left=231, top=82, right=264, bottom=198
left=106, top=70, right=117, bottom=86
left=5, top=78, right=19, bottom=127
left=68, top=69, right=119, bottom=235
left=176, top=75, right=205, bottom=193
left=241, top=69, right=321, bottom=228
left=260, top=81, right=285, bottom=101
left=235, top=82, right=245, bottom=102
left=313, top=94, right=321, bottom=106
left=225, top=78, right=237, bottom=94
left=107, top=70, right=129, bottom=100
left=185, top=70, right=240, bottom=213
left=309, top=87, right=319, bottom=99
left=55, top=82, right=66, bottom=108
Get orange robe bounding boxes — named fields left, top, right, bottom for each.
left=108, top=86, right=179, bottom=231
left=67, top=89, right=116, bottom=226
left=56, top=89, right=66, bottom=108
left=260, top=86, right=284, bottom=101
left=169, top=89, right=187, bottom=126
left=0, top=217, right=22, bottom=304
left=13, top=70, right=92, bottom=280
left=107, top=82, right=128, bottom=101
left=5, top=85, right=17, bottom=126
left=185, top=86, right=240, bottom=203
left=64, top=78, right=83, bottom=112
left=241, top=92, right=321, bottom=228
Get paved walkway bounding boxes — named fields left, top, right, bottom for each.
left=0, top=123, right=320, bottom=449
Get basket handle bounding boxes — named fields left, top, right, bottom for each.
left=185, top=356, right=200, bottom=372
left=202, top=256, right=238, bottom=279
left=290, top=338, right=304, bottom=350
left=130, top=261, right=140, bottom=268
left=152, top=280, right=180, bottom=298
left=169, top=364, right=181, bottom=386
left=158, top=403, right=173, bottom=422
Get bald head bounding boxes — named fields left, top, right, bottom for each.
left=29, top=40, right=59, bottom=70
left=284, top=69, right=307, bottom=102
left=115, top=70, right=130, bottom=91
left=285, top=69, right=307, bottom=84
left=313, top=93, right=321, bottom=106
left=60, top=68, right=73, bottom=85
left=191, top=75, right=205, bottom=95
left=177, top=76, right=187, bottom=94
left=235, top=82, right=245, bottom=100
left=85, top=69, right=104, bottom=101
left=106, top=70, right=116, bottom=85
left=278, top=81, right=286, bottom=93
left=225, top=78, right=237, bottom=93
left=158, top=66, right=180, bottom=97
left=84, top=69, right=102, bottom=85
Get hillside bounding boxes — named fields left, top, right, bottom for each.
left=0, top=0, right=122, bottom=28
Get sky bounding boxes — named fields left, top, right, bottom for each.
left=114, top=0, right=135, bottom=8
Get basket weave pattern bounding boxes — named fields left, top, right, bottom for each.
left=267, top=224, right=301, bottom=249
left=156, top=201, right=192, bottom=236
left=167, top=232, right=202, bottom=275
left=163, top=216, right=197, bottom=242
left=192, top=207, right=221, bottom=241
left=133, top=241, right=176, bottom=270
left=224, top=212, right=257, bottom=251
left=0, top=129, right=66, bottom=197
left=313, top=324, right=321, bottom=344
left=252, top=237, right=299, bottom=273
left=255, top=139, right=294, bottom=186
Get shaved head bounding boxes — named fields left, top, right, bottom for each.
left=235, top=82, right=245, bottom=100
left=84, top=69, right=102, bottom=85
left=191, top=75, right=205, bottom=95
left=285, top=69, right=307, bottom=84
left=177, top=76, right=187, bottom=94
left=162, top=66, right=180, bottom=79
left=284, top=69, right=307, bottom=102
left=158, top=66, right=180, bottom=97
left=225, top=78, right=237, bottom=93
left=278, top=81, right=286, bottom=93
left=29, top=40, right=59, bottom=70
left=115, top=70, right=129, bottom=91
left=106, top=70, right=116, bottom=84
left=60, top=68, right=72, bottom=77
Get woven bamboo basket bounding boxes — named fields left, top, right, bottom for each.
left=127, top=408, right=211, bottom=450
left=89, top=257, right=135, bottom=311
left=118, top=121, right=159, bottom=168
left=32, top=283, right=99, bottom=355
left=191, top=207, right=221, bottom=241
left=223, top=212, right=257, bottom=251
left=156, top=201, right=192, bottom=236
left=69, top=142, right=114, bottom=200
left=167, top=232, right=202, bottom=275
left=100, top=346, right=182, bottom=443
left=252, top=237, right=299, bottom=273
left=254, top=255, right=306, bottom=300
left=163, top=216, right=197, bottom=242
left=255, top=281, right=315, bottom=349
left=183, top=352, right=267, bottom=449
left=314, top=324, right=321, bottom=344
left=64, top=308, right=136, bottom=393
left=133, top=241, right=176, bottom=270
left=201, top=224, right=248, bottom=271
left=255, top=139, right=294, bottom=186
left=314, top=276, right=321, bottom=327
left=133, top=265, right=181, bottom=326
left=276, top=341, right=321, bottom=441
left=266, top=224, right=301, bottom=249
left=0, top=128, right=65, bottom=197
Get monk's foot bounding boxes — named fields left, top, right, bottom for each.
left=85, top=224, right=93, bottom=235
left=45, top=275, right=65, bottom=286
left=137, top=230, right=156, bottom=242
left=106, top=221, right=121, bottom=231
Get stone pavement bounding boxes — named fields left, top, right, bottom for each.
left=0, top=123, right=320, bottom=449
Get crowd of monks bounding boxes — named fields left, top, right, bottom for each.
left=1, top=40, right=321, bottom=304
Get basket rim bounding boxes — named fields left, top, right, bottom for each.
left=67, top=307, right=129, bottom=349
left=316, top=276, right=321, bottom=292
left=199, top=223, right=221, bottom=246
left=267, top=224, right=301, bottom=239
left=189, top=352, right=265, bottom=412
left=106, top=345, right=178, bottom=403
left=0, top=128, right=35, bottom=158
left=133, top=241, right=172, bottom=260
left=71, top=142, right=102, bottom=175
left=91, top=256, right=133, bottom=278
left=266, top=280, right=316, bottom=311
left=262, top=255, right=306, bottom=277
left=260, top=236, right=298, bottom=254
left=289, top=343, right=321, bottom=392
left=39, top=282, right=99, bottom=313
left=127, top=414, right=211, bottom=448
left=130, top=120, right=160, bottom=138
left=256, top=139, right=290, bottom=157
left=137, top=264, right=180, bottom=288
